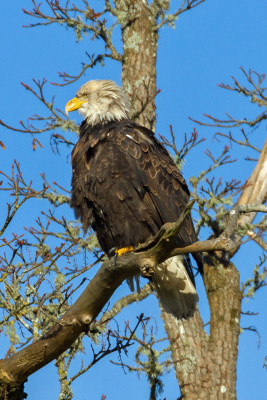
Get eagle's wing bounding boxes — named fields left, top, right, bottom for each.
left=113, top=122, right=198, bottom=245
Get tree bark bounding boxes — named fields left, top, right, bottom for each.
left=161, top=258, right=241, bottom=400
left=115, top=0, right=158, bottom=130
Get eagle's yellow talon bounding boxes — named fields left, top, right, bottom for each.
left=115, top=246, right=134, bottom=256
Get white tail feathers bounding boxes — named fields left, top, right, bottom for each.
left=152, top=256, right=198, bottom=319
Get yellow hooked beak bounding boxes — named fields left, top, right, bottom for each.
left=65, top=97, right=88, bottom=114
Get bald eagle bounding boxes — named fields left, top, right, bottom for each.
left=65, top=80, right=202, bottom=318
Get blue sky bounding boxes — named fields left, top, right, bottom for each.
left=1, top=0, right=267, bottom=399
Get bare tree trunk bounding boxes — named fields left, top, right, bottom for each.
left=161, top=258, right=241, bottom=400
left=204, top=258, right=241, bottom=400
left=115, top=0, right=158, bottom=130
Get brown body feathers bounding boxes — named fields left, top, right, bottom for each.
left=68, top=80, right=201, bottom=318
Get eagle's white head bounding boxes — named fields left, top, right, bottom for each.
left=65, top=80, right=130, bottom=127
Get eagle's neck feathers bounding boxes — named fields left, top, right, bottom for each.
left=77, top=80, right=130, bottom=127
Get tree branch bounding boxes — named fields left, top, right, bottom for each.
left=0, top=202, right=266, bottom=387
left=154, top=0, right=207, bottom=31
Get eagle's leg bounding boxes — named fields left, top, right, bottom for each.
left=108, top=247, right=116, bottom=257
left=107, top=247, right=118, bottom=265
left=113, top=253, right=118, bottom=266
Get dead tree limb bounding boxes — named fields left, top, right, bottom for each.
left=229, top=139, right=267, bottom=256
